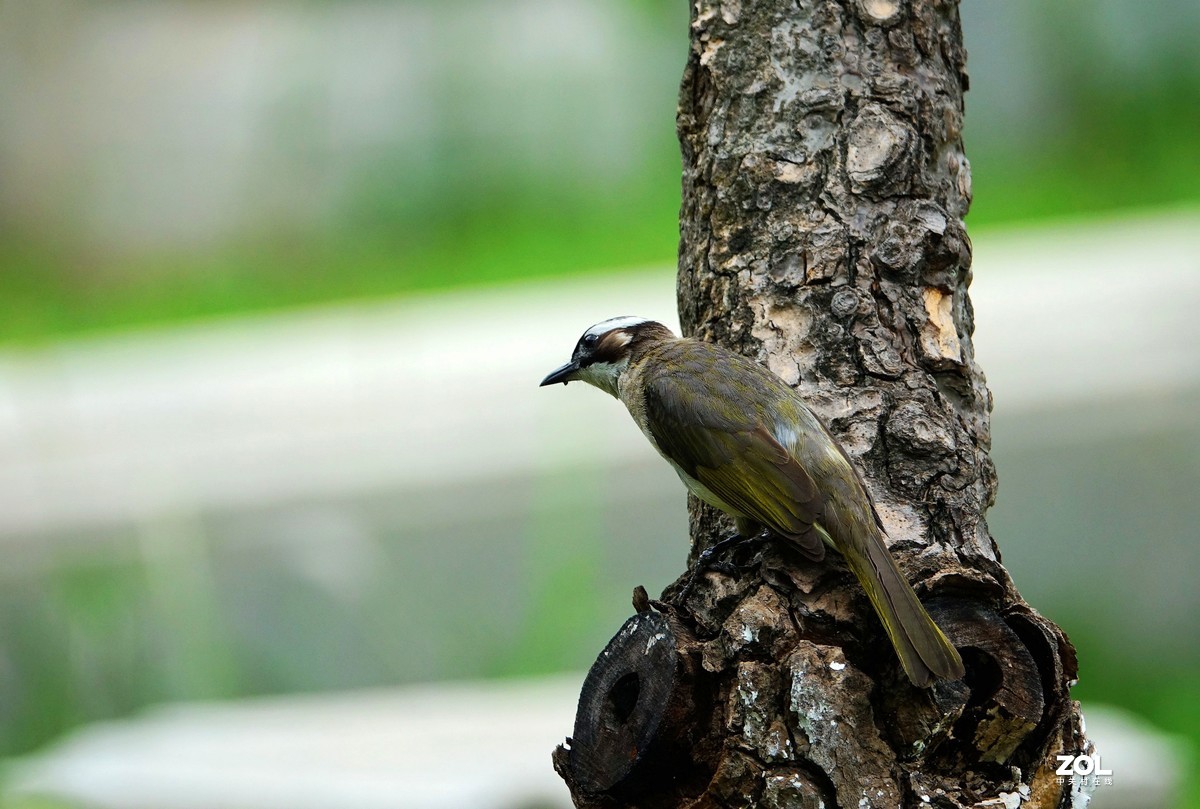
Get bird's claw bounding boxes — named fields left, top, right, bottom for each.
left=674, top=531, right=769, bottom=604
left=707, top=560, right=739, bottom=576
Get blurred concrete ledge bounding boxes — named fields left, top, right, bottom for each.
left=2, top=675, right=583, bottom=809
left=0, top=209, right=1197, bottom=542
left=0, top=678, right=1184, bottom=809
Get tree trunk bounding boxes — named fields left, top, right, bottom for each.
left=554, top=1, right=1090, bottom=807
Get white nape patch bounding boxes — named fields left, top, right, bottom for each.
left=584, top=315, right=652, bottom=339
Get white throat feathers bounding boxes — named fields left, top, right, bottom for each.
left=577, top=357, right=628, bottom=398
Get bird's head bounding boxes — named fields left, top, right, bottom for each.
left=539, top=316, right=675, bottom=397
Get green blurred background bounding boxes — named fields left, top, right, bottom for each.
left=0, top=0, right=1197, bottom=805
left=3, top=0, right=1198, bottom=343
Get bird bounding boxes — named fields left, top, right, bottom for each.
left=540, top=315, right=965, bottom=687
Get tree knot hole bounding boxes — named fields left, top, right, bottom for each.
left=608, top=672, right=641, bottom=725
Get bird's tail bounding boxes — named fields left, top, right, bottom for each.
left=845, top=530, right=965, bottom=687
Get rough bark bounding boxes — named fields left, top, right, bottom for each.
left=555, top=1, right=1089, bottom=807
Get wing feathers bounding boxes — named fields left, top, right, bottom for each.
left=642, top=350, right=825, bottom=560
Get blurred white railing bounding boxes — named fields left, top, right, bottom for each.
left=0, top=209, right=1197, bottom=543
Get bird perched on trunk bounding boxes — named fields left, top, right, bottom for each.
left=540, top=316, right=964, bottom=687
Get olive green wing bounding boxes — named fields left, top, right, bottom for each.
left=643, top=371, right=826, bottom=561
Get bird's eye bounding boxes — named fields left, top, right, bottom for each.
left=583, top=333, right=598, bottom=348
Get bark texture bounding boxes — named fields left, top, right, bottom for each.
left=555, top=1, right=1089, bottom=807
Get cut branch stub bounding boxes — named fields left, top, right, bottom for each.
left=554, top=610, right=715, bottom=806
left=919, top=599, right=1047, bottom=765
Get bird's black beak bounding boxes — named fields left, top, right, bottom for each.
left=540, top=360, right=580, bottom=387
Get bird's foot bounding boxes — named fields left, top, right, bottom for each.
left=674, top=530, right=769, bottom=604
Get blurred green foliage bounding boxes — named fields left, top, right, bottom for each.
left=0, top=156, right=680, bottom=344
left=1068, top=625, right=1200, bottom=809
left=2, top=69, right=1199, bottom=345
left=974, top=77, right=1200, bottom=222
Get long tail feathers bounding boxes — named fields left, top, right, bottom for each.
left=849, top=532, right=966, bottom=687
